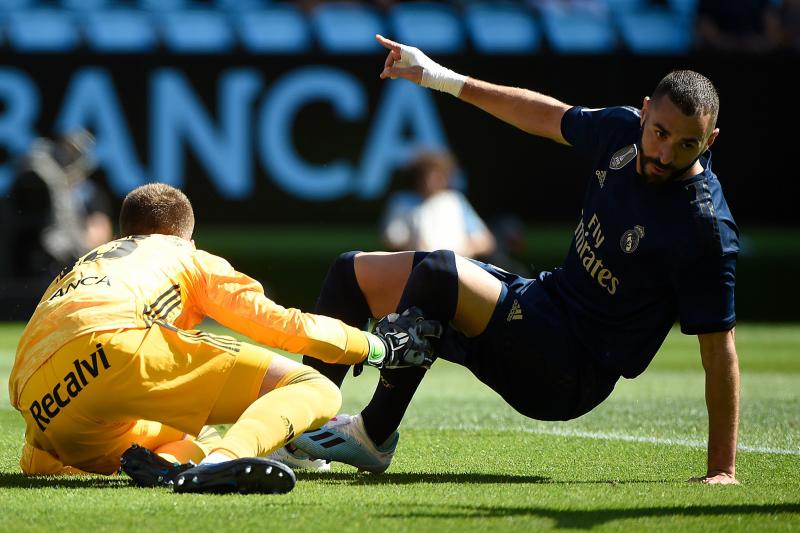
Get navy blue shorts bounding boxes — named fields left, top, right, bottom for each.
left=436, top=260, right=620, bottom=421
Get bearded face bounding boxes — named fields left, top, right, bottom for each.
left=637, top=96, right=718, bottom=186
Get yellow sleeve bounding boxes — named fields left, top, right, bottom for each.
left=192, top=250, right=369, bottom=365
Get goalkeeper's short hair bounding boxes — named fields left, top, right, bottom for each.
left=120, top=183, right=195, bottom=240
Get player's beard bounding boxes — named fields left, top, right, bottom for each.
left=635, top=128, right=701, bottom=187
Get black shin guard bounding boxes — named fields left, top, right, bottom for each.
left=362, top=250, right=459, bottom=445
left=302, top=251, right=371, bottom=387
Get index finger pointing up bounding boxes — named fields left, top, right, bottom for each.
left=376, top=34, right=400, bottom=51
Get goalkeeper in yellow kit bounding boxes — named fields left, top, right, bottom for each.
left=8, top=183, right=440, bottom=494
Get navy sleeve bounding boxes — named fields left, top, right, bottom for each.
left=673, top=252, right=737, bottom=335
left=560, top=106, right=639, bottom=162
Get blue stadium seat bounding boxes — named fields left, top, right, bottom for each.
left=62, top=0, right=109, bottom=11
left=237, top=6, right=311, bottom=54
left=7, top=10, right=80, bottom=52
left=668, top=0, right=699, bottom=17
left=139, top=0, right=188, bottom=11
left=540, top=5, right=617, bottom=54
left=215, top=0, right=272, bottom=10
left=311, top=3, right=384, bottom=54
left=605, top=0, right=647, bottom=14
left=0, top=0, right=34, bottom=11
left=465, top=4, right=541, bottom=54
left=160, top=10, right=235, bottom=53
left=388, top=3, right=464, bottom=54
left=618, top=10, right=692, bottom=54
left=84, top=10, right=157, bottom=52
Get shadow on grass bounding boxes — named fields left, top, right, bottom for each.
left=2, top=468, right=674, bottom=490
left=380, top=503, right=800, bottom=529
left=297, top=471, right=550, bottom=485
left=0, top=472, right=132, bottom=489
left=297, top=471, right=671, bottom=486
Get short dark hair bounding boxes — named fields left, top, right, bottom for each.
left=408, top=150, right=456, bottom=181
left=119, top=183, right=195, bottom=239
left=652, top=70, right=719, bottom=127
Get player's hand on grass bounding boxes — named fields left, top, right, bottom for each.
left=366, top=307, right=442, bottom=370
left=688, top=472, right=739, bottom=485
left=376, top=34, right=466, bottom=97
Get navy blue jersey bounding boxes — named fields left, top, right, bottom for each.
left=547, top=106, right=739, bottom=378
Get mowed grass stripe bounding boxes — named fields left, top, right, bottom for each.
left=0, top=428, right=797, bottom=532
left=0, top=322, right=798, bottom=531
left=1, top=323, right=799, bottom=451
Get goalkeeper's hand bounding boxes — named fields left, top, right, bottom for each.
left=365, top=307, right=443, bottom=370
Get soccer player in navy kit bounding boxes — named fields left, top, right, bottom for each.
left=291, top=35, right=740, bottom=485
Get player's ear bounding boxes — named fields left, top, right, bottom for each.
left=640, top=97, right=650, bottom=126
left=705, top=127, right=720, bottom=149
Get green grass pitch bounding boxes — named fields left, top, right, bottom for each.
left=0, top=322, right=798, bottom=531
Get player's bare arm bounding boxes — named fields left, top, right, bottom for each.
left=375, top=34, right=570, bottom=145
left=693, top=328, right=740, bottom=485
left=460, top=79, right=571, bottom=145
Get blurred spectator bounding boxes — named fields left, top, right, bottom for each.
left=380, top=149, right=495, bottom=259
left=695, top=0, right=784, bottom=53
left=778, top=0, right=800, bottom=51
left=6, top=130, right=112, bottom=281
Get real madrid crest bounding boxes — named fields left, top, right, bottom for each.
left=620, top=225, right=645, bottom=254
left=610, top=144, right=638, bottom=170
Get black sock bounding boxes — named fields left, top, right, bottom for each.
left=361, top=250, right=458, bottom=446
left=302, top=251, right=370, bottom=387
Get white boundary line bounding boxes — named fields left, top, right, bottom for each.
left=525, top=427, right=800, bottom=456
left=434, top=425, right=800, bottom=455
left=3, top=400, right=797, bottom=455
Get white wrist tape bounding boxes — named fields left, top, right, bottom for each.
left=398, top=44, right=466, bottom=97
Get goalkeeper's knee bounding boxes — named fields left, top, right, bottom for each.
left=212, top=366, right=342, bottom=458
left=276, top=366, right=342, bottom=430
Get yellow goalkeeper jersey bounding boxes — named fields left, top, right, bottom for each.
left=9, top=234, right=369, bottom=407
